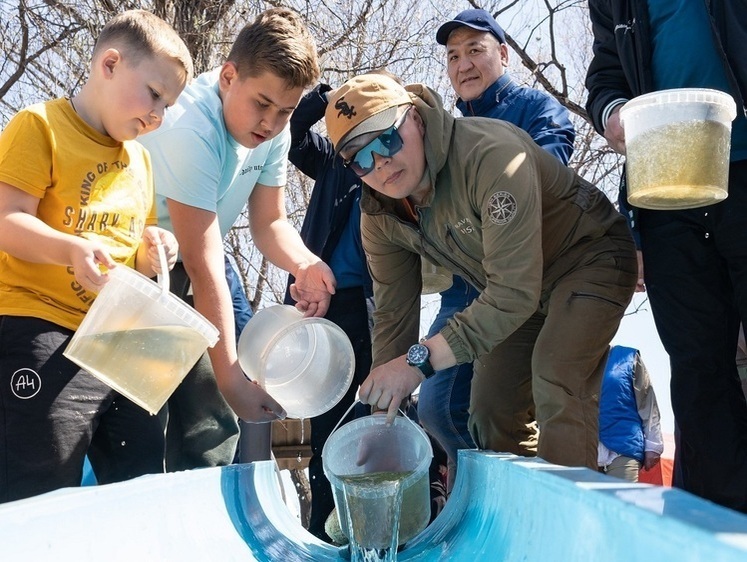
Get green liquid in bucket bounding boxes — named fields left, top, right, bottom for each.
left=341, top=472, right=409, bottom=561
left=66, top=326, right=206, bottom=414
left=626, top=120, right=730, bottom=209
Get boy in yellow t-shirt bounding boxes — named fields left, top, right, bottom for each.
left=0, top=10, right=192, bottom=503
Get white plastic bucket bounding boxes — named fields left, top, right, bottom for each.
left=64, top=266, right=219, bottom=415
left=620, top=88, right=737, bottom=209
left=237, top=305, right=355, bottom=419
left=322, top=413, right=433, bottom=549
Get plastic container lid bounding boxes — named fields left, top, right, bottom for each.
left=109, top=266, right=219, bottom=347
left=620, top=88, right=736, bottom=124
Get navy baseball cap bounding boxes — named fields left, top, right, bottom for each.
left=436, top=9, right=506, bottom=45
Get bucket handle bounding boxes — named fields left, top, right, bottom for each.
left=328, top=398, right=420, bottom=438
left=156, top=243, right=170, bottom=295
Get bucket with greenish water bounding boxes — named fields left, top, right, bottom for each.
left=620, top=88, right=736, bottom=210
left=64, top=265, right=219, bottom=415
left=323, top=411, right=433, bottom=557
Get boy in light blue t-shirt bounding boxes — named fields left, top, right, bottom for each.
left=139, top=7, right=335, bottom=470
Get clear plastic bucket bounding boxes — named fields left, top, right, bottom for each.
left=64, top=266, right=219, bottom=415
left=619, top=88, right=736, bottom=209
left=237, top=305, right=354, bottom=419
left=322, top=413, right=433, bottom=550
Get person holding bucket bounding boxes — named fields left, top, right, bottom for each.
left=417, top=8, right=577, bottom=493
left=585, top=0, right=747, bottom=512
left=282, top=82, right=374, bottom=543
left=139, top=8, right=335, bottom=471
left=0, top=10, right=191, bottom=503
left=324, top=73, right=637, bottom=472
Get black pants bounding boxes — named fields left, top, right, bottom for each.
left=0, top=316, right=163, bottom=502
left=307, top=287, right=372, bottom=541
left=640, top=159, right=747, bottom=512
left=163, top=263, right=239, bottom=471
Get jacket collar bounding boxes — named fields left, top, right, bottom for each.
left=457, top=73, right=517, bottom=116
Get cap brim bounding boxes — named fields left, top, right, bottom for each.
left=336, top=106, right=399, bottom=155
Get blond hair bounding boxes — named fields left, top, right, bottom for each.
left=227, top=7, right=320, bottom=89
left=93, top=9, right=193, bottom=82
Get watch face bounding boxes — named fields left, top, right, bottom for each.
left=408, top=344, right=429, bottom=365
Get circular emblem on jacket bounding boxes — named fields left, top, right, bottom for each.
left=487, top=191, right=517, bottom=225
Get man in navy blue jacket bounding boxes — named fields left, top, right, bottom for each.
left=284, top=84, right=373, bottom=542
left=417, top=8, right=576, bottom=493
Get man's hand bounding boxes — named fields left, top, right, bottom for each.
left=358, top=355, right=423, bottom=425
left=604, top=106, right=627, bottom=155
left=289, top=260, right=336, bottom=317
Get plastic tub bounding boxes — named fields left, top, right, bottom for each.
left=620, top=88, right=736, bottom=209
left=64, top=266, right=219, bottom=415
left=237, top=305, right=354, bottom=419
left=322, top=413, right=433, bottom=549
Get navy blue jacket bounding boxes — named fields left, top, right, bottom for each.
left=441, top=73, right=576, bottom=304
left=457, top=73, right=576, bottom=166
left=284, top=85, right=373, bottom=302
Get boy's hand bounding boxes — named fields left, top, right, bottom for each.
left=222, top=371, right=287, bottom=423
left=69, top=239, right=117, bottom=293
left=141, top=226, right=178, bottom=275
left=289, top=260, right=336, bottom=317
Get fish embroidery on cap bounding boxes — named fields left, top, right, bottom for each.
left=335, top=98, right=356, bottom=119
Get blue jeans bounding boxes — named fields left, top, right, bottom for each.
left=417, top=277, right=478, bottom=491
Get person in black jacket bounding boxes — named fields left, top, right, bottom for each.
left=284, top=84, right=373, bottom=542
left=586, top=0, right=747, bottom=513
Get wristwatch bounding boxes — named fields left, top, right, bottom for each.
left=406, top=343, right=434, bottom=379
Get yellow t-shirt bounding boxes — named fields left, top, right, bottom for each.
left=0, top=98, right=157, bottom=330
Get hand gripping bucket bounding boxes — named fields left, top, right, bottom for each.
left=237, top=304, right=355, bottom=419
left=619, top=88, right=737, bottom=209
left=64, top=265, right=219, bottom=415
left=322, top=409, right=433, bottom=552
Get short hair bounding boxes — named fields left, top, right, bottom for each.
left=93, top=9, right=193, bottom=82
left=227, top=8, right=320, bottom=89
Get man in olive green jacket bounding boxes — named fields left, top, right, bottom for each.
left=325, top=74, right=636, bottom=469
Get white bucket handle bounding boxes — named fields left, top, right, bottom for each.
left=328, top=398, right=418, bottom=438
left=156, top=243, right=170, bottom=295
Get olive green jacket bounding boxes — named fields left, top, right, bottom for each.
left=360, top=84, right=632, bottom=366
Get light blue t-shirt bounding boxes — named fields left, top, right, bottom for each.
left=139, top=68, right=291, bottom=237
